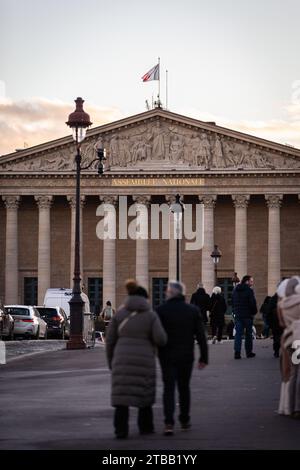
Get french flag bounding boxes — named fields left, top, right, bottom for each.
left=141, top=63, right=160, bottom=82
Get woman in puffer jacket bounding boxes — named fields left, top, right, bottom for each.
left=106, top=279, right=167, bottom=439
left=278, top=276, right=300, bottom=418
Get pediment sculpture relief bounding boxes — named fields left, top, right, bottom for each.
left=0, top=119, right=300, bottom=172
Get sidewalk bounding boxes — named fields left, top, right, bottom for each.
left=0, top=340, right=299, bottom=450
left=4, top=339, right=67, bottom=362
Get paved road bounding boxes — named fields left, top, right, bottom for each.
left=0, top=339, right=299, bottom=450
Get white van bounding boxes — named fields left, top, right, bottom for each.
left=43, top=288, right=91, bottom=319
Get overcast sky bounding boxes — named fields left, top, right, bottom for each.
left=1, top=0, right=300, bottom=154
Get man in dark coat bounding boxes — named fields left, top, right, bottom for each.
left=266, top=292, right=283, bottom=358
left=232, top=275, right=257, bottom=359
left=157, top=281, right=208, bottom=436
left=190, top=283, right=210, bottom=324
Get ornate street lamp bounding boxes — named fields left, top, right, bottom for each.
left=66, top=97, right=105, bottom=350
left=210, top=244, right=222, bottom=286
left=170, top=194, right=184, bottom=281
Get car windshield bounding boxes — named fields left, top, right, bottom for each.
left=5, top=307, right=30, bottom=316
left=36, top=308, right=59, bottom=318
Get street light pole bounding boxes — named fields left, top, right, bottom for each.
left=65, top=98, right=106, bottom=350
left=170, top=194, right=184, bottom=282
left=210, top=244, right=222, bottom=286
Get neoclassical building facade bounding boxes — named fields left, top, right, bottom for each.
left=0, top=108, right=300, bottom=312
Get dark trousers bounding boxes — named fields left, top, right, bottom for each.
left=211, top=321, right=224, bottom=342
left=273, top=330, right=283, bottom=356
left=234, top=318, right=253, bottom=355
left=161, top=361, right=193, bottom=426
left=114, top=406, right=153, bottom=436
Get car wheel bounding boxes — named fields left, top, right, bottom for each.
left=43, top=329, right=48, bottom=340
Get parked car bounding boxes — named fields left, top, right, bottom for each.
left=0, top=305, right=14, bottom=340
left=4, top=305, right=47, bottom=339
left=35, top=306, right=70, bottom=339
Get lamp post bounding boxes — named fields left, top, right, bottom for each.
left=210, top=244, right=222, bottom=286
left=170, top=194, right=184, bottom=282
left=66, top=97, right=106, bottom=350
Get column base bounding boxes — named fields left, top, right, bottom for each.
left=66, top=336, right=86, bottom=350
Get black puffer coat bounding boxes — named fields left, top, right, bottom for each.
left=190, top=288, right=210, bottom=323
left=209, top=293, right=227, bottom=325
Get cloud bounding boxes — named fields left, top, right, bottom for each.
left=182, top=107, right=300, bottom=150
left=0, top=97, right=123, bottom=156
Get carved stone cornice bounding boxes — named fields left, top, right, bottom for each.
left=198, top=195, right=217, bottom=208
left=34, top=195, right=53, bottom=209
left=232, top=194, right=250, bottom=209
left=2, top=195, right=20, bottom=210
left=265, top=194, right=283, bottom=209
left=67, top=195, right=86, bottom=209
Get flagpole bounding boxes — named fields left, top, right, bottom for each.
left=158, top=56, right=161, bottom=106
left=166, top=69, right=168, bottom=110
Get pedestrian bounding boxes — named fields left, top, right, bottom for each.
left=259, top=296, right=271, bottom=339
left=266, top=291, right=283, bottom=357
left=278, top=276, right=300, bottom=419
left=209, top=286, right=227, bottom=344
left=156, top=281, right=208, bottom=436
left=232, top=275, right=257, bottom=359
left=190, top=282, right=210, bottom=324
left=105, top=280, right=167, bottom=439
left=101, top=301, right=116, bottom=339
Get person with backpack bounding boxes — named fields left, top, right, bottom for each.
left=100, top=301, right=116, bottom=339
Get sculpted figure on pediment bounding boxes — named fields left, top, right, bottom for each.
left=198, top=132, right=211, bottom=168
left=169, top=134, right=184, bottom=162
left=211, top=134, right=224, bottom=168
left=151, top=121, right=165, bottom=160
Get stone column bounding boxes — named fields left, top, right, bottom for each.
left=2, top=196, right=20, bottom=304
left=100, top=196, right=117, bottom=309
left=198, top=195, right=216, bottom=294
left=232, top=195, right=250, bottom=280
left=132, top=195, right=151, bottom=290
left=265, top=195, right=283, bottom=296
left=35, top=196, right=53, bottom=304
left=166, top=195, right=178, bottom=281
left=67, top=195, right=86, bottom=287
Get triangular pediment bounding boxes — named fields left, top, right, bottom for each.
left=1, top=108, right=300, bottom=173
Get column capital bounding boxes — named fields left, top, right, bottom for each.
left=198, top=195, right=217, bottom=209
left=99, top=195, right=118, bottom=206
left=2, top=195, right=20, bottom=210
left=265, top=194, right=283, bottom=209
left=232, top=194, right=250, bottom=208
left=132, top=195, right=151, bottom=207
left=67, top=195, right=86, bottom=209
left=35, top=195, right=53, bottom=209
left=165, top=194, right=184, bottom=206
